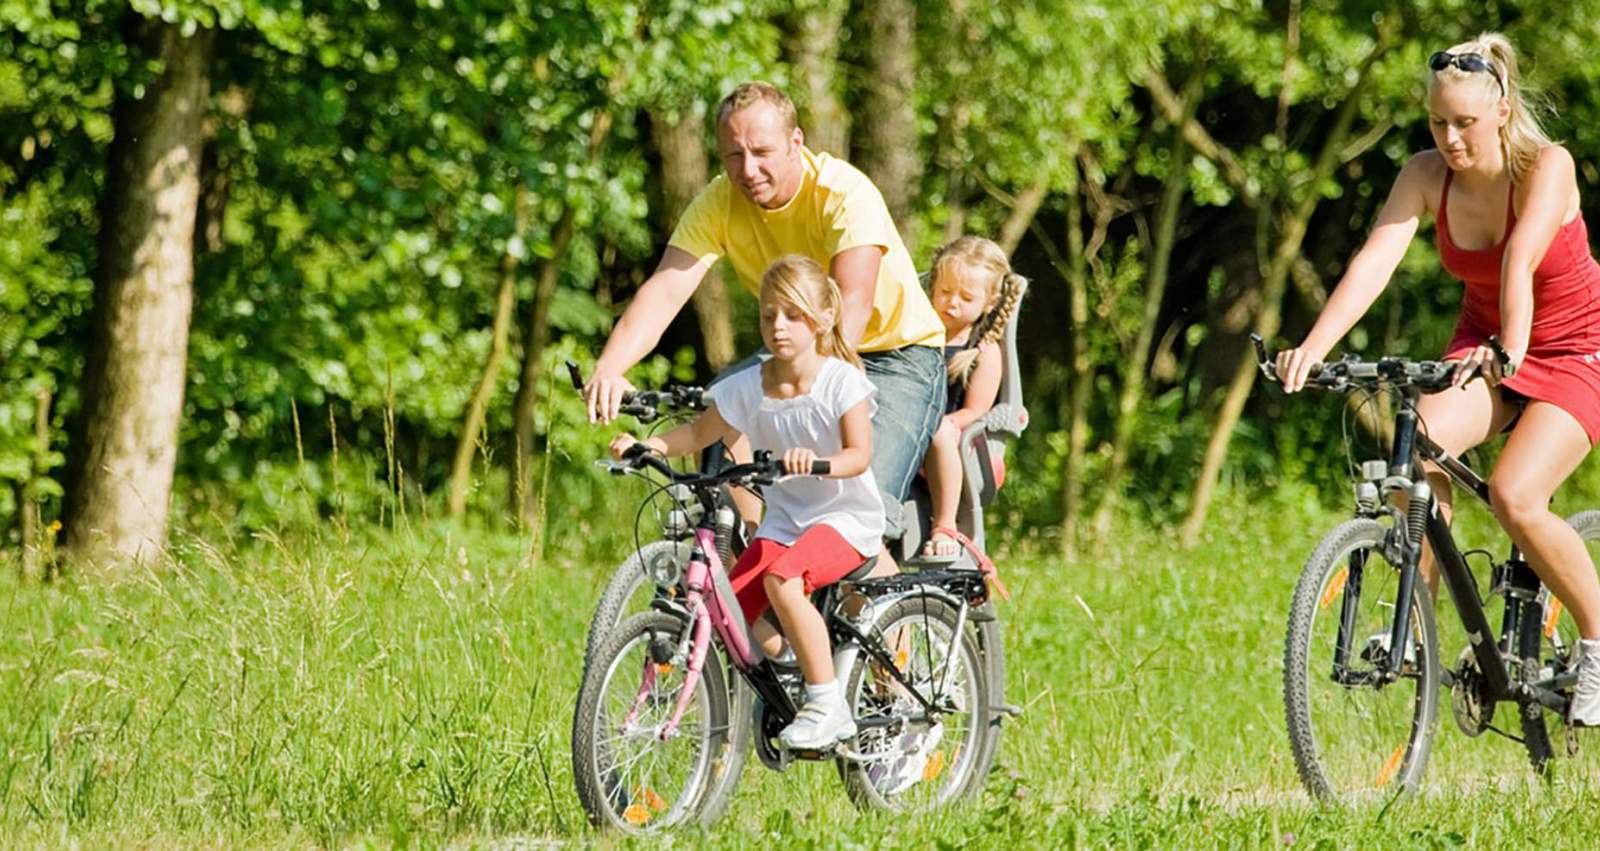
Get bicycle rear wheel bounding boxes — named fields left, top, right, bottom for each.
left=838, top=594, right=992, bottom=811
left=572, top=612, right=734, bottom=832
left=1283, top=518, right=1440, bottom=802
left=1519, top=510, right=1600, bottom=781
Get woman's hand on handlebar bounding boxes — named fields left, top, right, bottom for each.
left=1450, top=341, right=1522, bottom=389
left=1274, top=344, right=1326, bottom=394
left=584, top=370, right=636, bottom=424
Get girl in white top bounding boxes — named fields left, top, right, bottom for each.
left=610, top=254, right=882, bottom=749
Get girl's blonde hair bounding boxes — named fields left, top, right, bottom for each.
left=1429, top=32, right=1555, bottom=183
left=930, top=236, right=1024, bottom=384
left=760, top=254, right=862, bottom=369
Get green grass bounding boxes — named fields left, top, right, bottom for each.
left=6, top=483, right=1600, bottom=848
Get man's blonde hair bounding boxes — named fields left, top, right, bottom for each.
left=716, top=81, right=799, bottom=132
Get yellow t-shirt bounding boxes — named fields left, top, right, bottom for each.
left=668, top=147, right=944, bottom=353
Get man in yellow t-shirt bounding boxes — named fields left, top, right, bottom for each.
left=584, top=81, right=945, bottom=544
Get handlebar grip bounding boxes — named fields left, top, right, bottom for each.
left=565, top=359, right=585, bottom=391
left=622, top=441, right=652, bottom=461
left=810, top=460, right=831, bottom=476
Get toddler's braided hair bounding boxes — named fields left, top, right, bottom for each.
left=931, top=236, right=1024, bottom=385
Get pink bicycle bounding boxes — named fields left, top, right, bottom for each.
left=571, top=445, right=999, bottom=832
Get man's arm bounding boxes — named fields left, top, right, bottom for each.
left=830, top=245, right=882, bottom=349
left=585, top=246, right=709, bottom=423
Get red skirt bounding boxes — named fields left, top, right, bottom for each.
left=1445, top=330, right=1600, bottom=445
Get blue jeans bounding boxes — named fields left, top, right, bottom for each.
left=710, top=345, right=945, bottom=541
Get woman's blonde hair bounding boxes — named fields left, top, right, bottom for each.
left=760, top=254, right=861, bottom=369
left=930, top=236, right=1024, bottom=384
left=1429, top=32, right=1556, bottom=183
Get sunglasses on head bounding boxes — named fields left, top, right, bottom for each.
left=1428, top=51, right=1506, bottom=97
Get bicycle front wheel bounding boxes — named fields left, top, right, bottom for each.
left=572, top=612, right=733, bottom=832
left=1283, top=518, right=1440, bottom=803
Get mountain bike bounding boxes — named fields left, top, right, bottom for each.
left=1254, top=335, right=1600, bottom=802
left=571, top=446, right=998, bottom=831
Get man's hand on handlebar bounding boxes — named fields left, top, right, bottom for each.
left=584, top=369, right=637, bottom=424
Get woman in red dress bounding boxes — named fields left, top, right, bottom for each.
left=1276, top=33, right=1600, bottom=724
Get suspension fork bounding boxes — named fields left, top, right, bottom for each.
left=1332, top=550, right=1366, bottom=676
left=1382, top=403, right=1426, bottom=682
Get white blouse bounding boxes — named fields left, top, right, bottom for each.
left=705, top=357, right=885, bottom=556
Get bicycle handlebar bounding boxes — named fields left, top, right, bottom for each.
left=1250, top=333, right=1509, bottom=394
left=566, top=359, right=707, bottom=423
left=613, top=443, right=829, bottom=485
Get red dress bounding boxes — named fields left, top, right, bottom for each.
left=1437, top=167, right=1600, bottom=444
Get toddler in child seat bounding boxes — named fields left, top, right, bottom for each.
left=610, top=254, right=883, bottom=750
left=920, top=236, right=1023, bottom=560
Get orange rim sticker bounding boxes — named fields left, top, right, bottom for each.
left=1376, top=744, right=1405, bottom=786
left=1320, top=567, right=1350, bottom=611
left=643, top=787, right=667, bottom=812
left=1545, top=600, right=1564, bottom=639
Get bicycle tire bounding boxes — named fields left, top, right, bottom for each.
left=1283, top=517, right=1440, bottom=802
left=1520, top=509, right=1600, bottom=777
left=572, top=611, right=735, bottom=832
left=837, top=593, right=993, bottom=812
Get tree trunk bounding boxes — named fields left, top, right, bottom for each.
left=786, top=0, right=850, bottom=157
left=996, top=176, right=1049, bottom=258
left=447, top=184, right=530, bottom=517
left=856, top=0, right=921, bottom=244
left=1176, top=33, right=1390, bottom=545
left=510, top=207, right=578, bottom=522
left=1059, top=163, right=1091, bottom=556
left=1093, top=128, right=1193, bottom=535
left=510, top=108, right=617, bottom=521
left=62, top=20, right=213, bottom=567
left=653, top=106, right=735, bottom=370
left=194, top=86, right=249, bottom=254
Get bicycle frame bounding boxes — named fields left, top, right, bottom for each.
left=1355, top=386, right=1571, bottom=714
left=642, top=503, right=976, bottom=745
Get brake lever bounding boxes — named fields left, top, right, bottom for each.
left=1484, top=335, right=1518, bottom=379
left=1250, top=333, right=1279, bottom=382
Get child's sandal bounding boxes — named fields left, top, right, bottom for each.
left=920, top=526, right=962, bottom=562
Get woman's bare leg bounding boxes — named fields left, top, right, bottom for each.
left=1488, top=402, right=1600, bottom=638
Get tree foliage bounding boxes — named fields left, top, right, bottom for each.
left=9, top=0, right=1600, bottom=551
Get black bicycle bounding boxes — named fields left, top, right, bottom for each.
left=1254, top=335, right=1600, bottom=801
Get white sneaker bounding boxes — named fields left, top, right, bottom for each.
left=868, top=721, right=944, bottom=795
left=1569, top=638, right=1600, bottom=727
left=779, top=696, right=856, bottom=750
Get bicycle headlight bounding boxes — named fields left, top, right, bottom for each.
left=646, top=548, right=684, bottom=587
